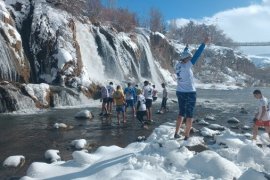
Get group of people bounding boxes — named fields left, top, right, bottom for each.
left=99, top=35, right=270, bottom=143
left=99, top=80, right=168, bottom=128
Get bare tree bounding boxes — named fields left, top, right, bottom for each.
left=167, top=20, right=234, bottom=46
left=149, top=7, right=165, bottom=33
left=86, top=0, right=103, bottom=23
left=106, top=0, right=117, bottom=9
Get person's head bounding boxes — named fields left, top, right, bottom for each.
left=152, top=85, right=155, bottom=88
left=137, top=89, right=142, bottom=95
left=109, top=82, right=113, bottom=85
left=116, top=85, right=121, bottom=90
left=180, top=48, right=193, bottom=63
left=144, top=80, right=149, bottom=86
left=135, top=84, right=138, bottom=88
left=127, top=82, right=131, bottom=87
left=253, top=89, right=262, bottom=99
left=161, top=83, right=165, bottom=88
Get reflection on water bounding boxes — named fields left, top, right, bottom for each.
left=0, top=87, right=269, bottom=179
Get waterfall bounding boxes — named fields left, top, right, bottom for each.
left=0, top=35, right=18, bottom=81
left=51, top=91, right=81, bottom=107
left=136, top=34, right=163, bottom=87
left=0, top=84, right=36, bottom=113
left=94, top=27, right=125, bottom=82
left=76, top=22, right=106, bottom=84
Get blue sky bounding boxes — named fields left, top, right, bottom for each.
left=107, top=0, right=270, bottom=55
left=112, top=0, right=261, bottom=20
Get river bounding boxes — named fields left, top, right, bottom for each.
left=0, top=87, right=269, bottom=179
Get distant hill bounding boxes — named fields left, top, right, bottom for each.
left=247, top=55, right=270, bottom=69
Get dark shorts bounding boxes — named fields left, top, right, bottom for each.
left=146, top=99, right=152, bottom=108
left=136, top=111, right=147, bottom=124
left=176, top=91, right=196, bottom=118
left=152, top=97, right=157, bottom=102
left=102, top=98, right=108, bottom=103
left=126, top=99, right=134, bottom=107
left=116, top=105, right=125, bottom=112
left=107, top=97, right=114, bottom=103
left=161, top=97, right=167, bottom=108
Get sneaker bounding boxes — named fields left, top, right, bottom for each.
left=99, top=113, right=103, bottom=116
left=174, top=134, right=181, bottom=139
left=184, top=136, right=189, bottom=141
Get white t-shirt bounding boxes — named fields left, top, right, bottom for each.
left=143, top=85, right=153, bottom=100
left=137, top=94, right=146, bottom=111
left=256, top=96, right=270, bottom=121
left=175, top=61, right=195, bottom=92
left=101, top=86, right=109, bottom=98
left=163, top=87, right=168, bottom=98
left=107, top=85, right=115, bottom=98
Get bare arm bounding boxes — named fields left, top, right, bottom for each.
left=259, top=106, right=267, bottom=120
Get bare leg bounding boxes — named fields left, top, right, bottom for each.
left=117, top=112, right=120, bottom=124
left=184, top=118, right=193, bottom=138
left=132, top=107, right=136, bottom=117
left=265, top=127, right=270, bottom=139
left=149, top=107, right=152, bottom=120
left=146, top=108, right=150, bottom=121
left=122, top=112, right=126, bottom=123
left=175, top=115, right=183, bottom=134
left=253, top=125, right=258, bottom=140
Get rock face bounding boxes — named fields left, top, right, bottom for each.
left=0, top=1, right=30, bottom=82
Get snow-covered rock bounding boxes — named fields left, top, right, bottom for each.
left=71, top=139, right=87, bottom=149
left=44, top=149, right=61, bottom=163
left=53, top=123, right=68, bottom=129
left=75, top=110, right=93, bottom=119
left=3, top=155, right=25, bottom=168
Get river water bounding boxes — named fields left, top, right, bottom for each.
left=0, top=87, right=269, bottom=179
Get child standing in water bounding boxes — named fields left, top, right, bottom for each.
left=136, top=89, right=148, bottom=129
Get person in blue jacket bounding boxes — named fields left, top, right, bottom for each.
left=174, top=37, right=210, bottom=140
left=124, top=82, right=136, bottom=117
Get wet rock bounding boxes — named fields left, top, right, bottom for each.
left=137, top=136, right=146, bottom=142
left=186, top=144, right=209, bottom=153
left=204, top=115, right=216, bottom=121
left=242, top=125, right=251, bottom=130
left=197, top=119, right=210, bottom=126
left=227, top=117, right=240, bottom=123
left=230, top=125, right=240, bottom=129
left=209, top=124, right=226, bottom=131
left=240, top=108, right=248, bottom=114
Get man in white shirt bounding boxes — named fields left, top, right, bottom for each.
left=143, top=80, right=153, bottom=122
left=106, top=82, right=115, bottom=115
left=252, top=89, right=270, bottom=141
left=174, top=37, right=210, bottom=140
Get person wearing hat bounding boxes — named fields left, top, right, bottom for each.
left=174, top=37, right=210, bottom=140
